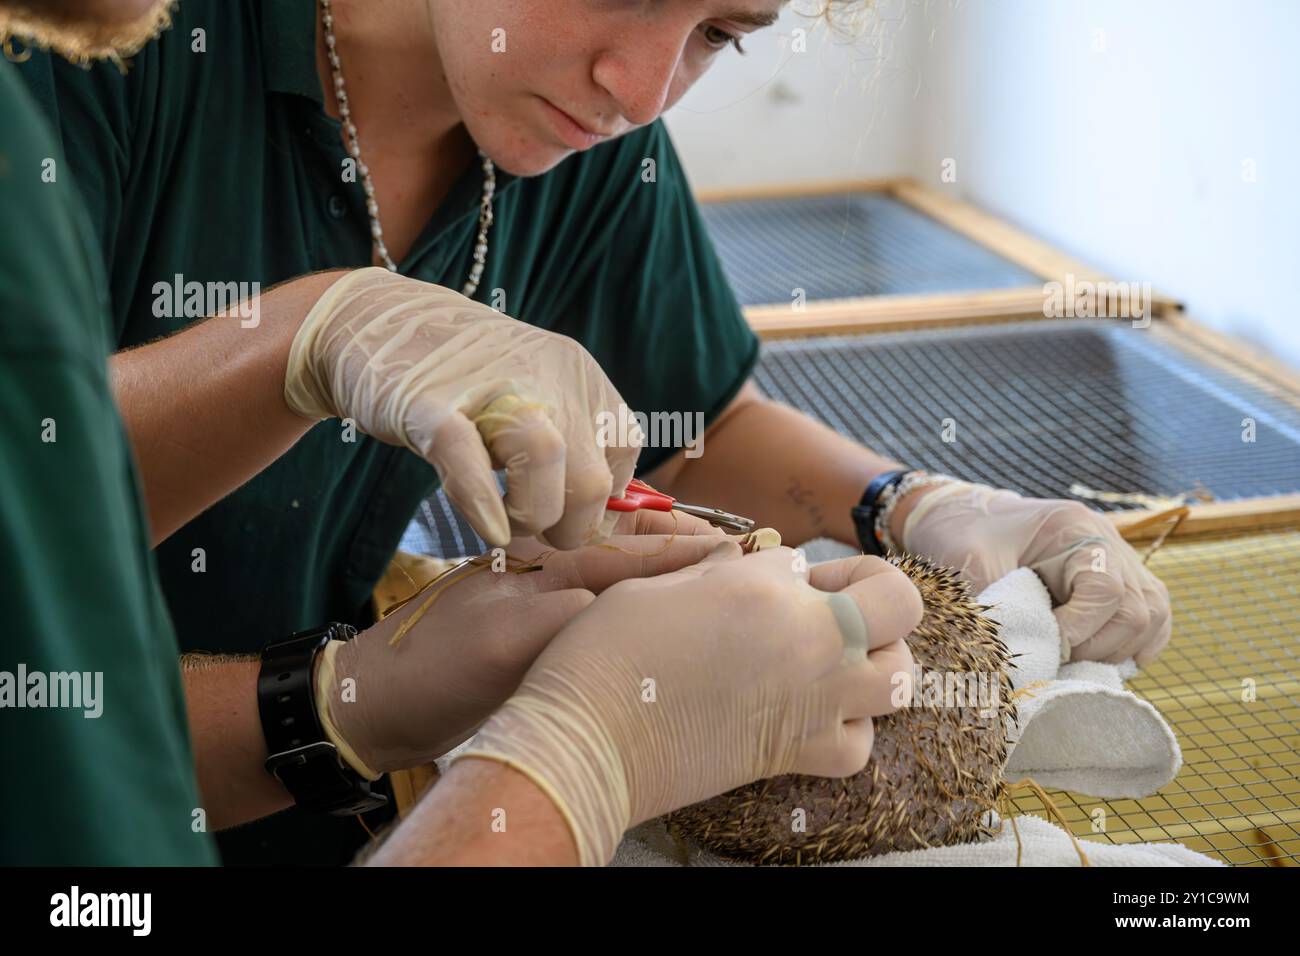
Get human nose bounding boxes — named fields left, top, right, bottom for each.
left=591, top=31, right=686, bottom=127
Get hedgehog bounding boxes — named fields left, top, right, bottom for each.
left=664, top=553, right=1018, bottom=865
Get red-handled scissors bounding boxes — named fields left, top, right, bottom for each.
left=607, top=478, right=755, bottom=534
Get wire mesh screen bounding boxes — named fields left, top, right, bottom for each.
left=754, top=319, right=1300, bottom=507
left=402, top=318, right=1300, bottom=558
left=1008, top=526, right=1300, bottom=866
left=698, top=192, right=1042, bottom=305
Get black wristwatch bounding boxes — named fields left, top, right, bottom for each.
left=258, top=623, right=389, bottom=816
left=850, top=469, right=912, bottom=556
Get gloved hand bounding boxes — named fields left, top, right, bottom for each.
left=314, top=532, right=731, bottom=777
left=900, top=481, right=1172, bottom=665
left=457, top=545, right=921, bottom=866
left=505, top=500, right=726, bottom=566
left=284, top=267, right=640, bottom=549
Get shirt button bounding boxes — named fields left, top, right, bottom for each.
left=327, top=194, right=348, bottom=219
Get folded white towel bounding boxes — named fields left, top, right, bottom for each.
left=977, top=566, right=1182, bottom=799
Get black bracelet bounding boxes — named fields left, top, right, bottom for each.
left=850, top=469, right=912, bottom=556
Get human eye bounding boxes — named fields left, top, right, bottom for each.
left=700, top=22, right=746, bottom=54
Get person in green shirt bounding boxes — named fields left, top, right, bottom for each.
left=0, top=0, right=214, bottom=866
left=2, top=2, right=933, bottom=868
left=0, top=27, right=653, bottom=863
left=14, top=0, right=1172, bottom=864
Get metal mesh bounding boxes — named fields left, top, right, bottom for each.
left=403, top=318, right=1300, bottom=558
left=698, top=192, right=1041, bottom=305
left=1009, top=526, right=1300, bottom=866
left=754, top=319, right=1300, bottom=507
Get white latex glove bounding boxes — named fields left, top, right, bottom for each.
left=507, top=502, right=727, bottom=564
left=457, top=545, right=921, bottom=866
left=314, top=532, right=736, bottom=777
left=900, top=481, right=1172, bottom=666
left=285, top=267, right=640, bottom=549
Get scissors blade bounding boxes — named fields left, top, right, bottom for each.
left=671, top=502, right=755, bottom=534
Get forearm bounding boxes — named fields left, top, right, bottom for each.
left=180, top=654, right=293, bottom=830
left=367, top=758, right=579, bottom=866
left=178, top=647, right=580, bottom=851
left=112, top=271, right=346, bottom=544
left=647, top=382, right=902, bottom=545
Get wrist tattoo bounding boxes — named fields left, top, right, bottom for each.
left=785, top=476, right=827, bottom=535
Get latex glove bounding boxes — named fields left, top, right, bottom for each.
left=900, top=481, right=1172, bottom=666
left=506, top=502, right=727, bottom=565
left=314, top=532, right=730, bottom=777
left=457, top=545, right=921, bottom=866
left=285, top=267, right=640, bottom=549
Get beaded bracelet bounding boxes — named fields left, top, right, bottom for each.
left=873, top=471, right=961, bottom=554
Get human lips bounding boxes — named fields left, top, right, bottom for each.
left=539, top=97, right=612, bottom=151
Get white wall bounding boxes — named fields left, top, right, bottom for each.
left=664, top=0, right=922, bottom=187
left=667, top=0, right=1300, bottom=369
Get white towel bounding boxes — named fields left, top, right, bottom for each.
left=976, top=566, right=1182, bottom=798
left=611, top=815, right=1222, bottom=867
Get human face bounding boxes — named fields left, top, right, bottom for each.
left=427, top=0, right=785, bottom=176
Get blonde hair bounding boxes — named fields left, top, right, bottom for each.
left=814, top=0, right=876, bottom=33
left=0, top=0, right=175, bottom=67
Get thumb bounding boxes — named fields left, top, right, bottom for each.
left=526, top=533, right=737, bottom=594
left=664, top=539, right=744, bottom=580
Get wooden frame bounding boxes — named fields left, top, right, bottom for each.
left=697, top=177, right=1183, bottom=337
left=1111, top=495, right=1300, bottom=543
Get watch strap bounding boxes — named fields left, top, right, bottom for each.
left=259, top=623, right=388, bottom=816
left=851, top=469, right=912, bottom=556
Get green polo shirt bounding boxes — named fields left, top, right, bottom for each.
left=17, top=0, right=757, bottom=863
left=0, top=60, right=216, bottom=866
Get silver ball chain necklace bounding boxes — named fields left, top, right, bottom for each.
left=319, top=0, right=496, bottom=297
